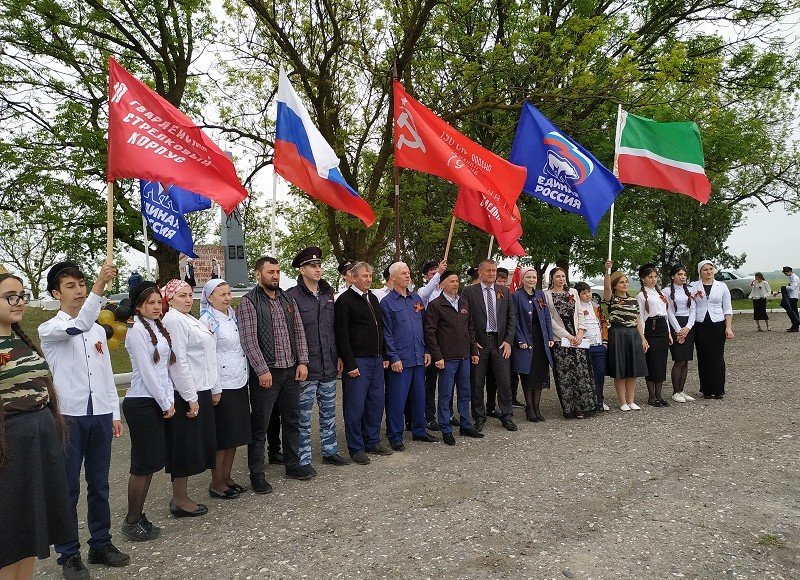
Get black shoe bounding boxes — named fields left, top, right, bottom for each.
left=787, top=327, right=799, bottom=333
left=459, top=427, right=485, bottom=438
left=449, top=416, right=460, bottom=427
left=474, top=417, right=486, bottom=432
left=648, top=400, right=662, bottom=407
left=322, top=453, right=352, bottom=466
left=390, top=440, right=406, bottom=451
left=62, top=554, right=90, bottom=580
left=412, top=433, right=439, bottom=442
left=714, top=394, right=724, bottom=400
left=487, top=409, right=501, bottom=418
left=658, top=398, right=670, bottom=407
left=511, top=399, right=525, bottom=408
left=88, top=543, right=130, bottom=567
left=209, top=485, right=240, bottom=499
left=525, top=411, right=539, bottom=422
left=365, top=443, right=393, bottom=456
left=536, top=414, right=545, bottom=422
left=268, top=452, right=284, bottom=465
left=501, top=418, right=518, bottom=432
left=703, top=394, right=713, bottom=399
left=285, top=465, right=316, bottom=480
left=250, top=475, right=273, bottom=494
left=228, top=482, right=248, bottom=493
left=350, top=451, right=371, bottom=465
left=442, top=433, right=456, bottom=446
left=425, top=420, right=441, bottom=431
left=120, top=514, right=160, bottom=542
left=169, top=500, right=209, bottom=518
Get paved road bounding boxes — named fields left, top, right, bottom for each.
left=33, top=314, right=798, bottom=579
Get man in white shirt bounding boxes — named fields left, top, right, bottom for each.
left=39, top=262, right=130, bottom=579
left=334, top=260, right=356, bottom=301
left=373, top=264, right=394, bottom=302
left=782, top=266, right=799, bottom=332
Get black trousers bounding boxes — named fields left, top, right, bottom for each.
left=472, top=334, right=512, bottom=419
left=424, top=365, right=438, bottom=422
left=694, top=317, right=726, bottom=396
left=487, top=371, right=519, bottom=411
left=267, top=405, right=281, bottom=455
left=248, top=366, right=301, bottom=475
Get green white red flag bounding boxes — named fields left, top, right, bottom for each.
left=615, top=110, right=712, bottom=203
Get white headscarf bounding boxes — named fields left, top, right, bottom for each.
left=696, top=260, right=715, bottom=276
left=200, top=278, right=234, bottom=333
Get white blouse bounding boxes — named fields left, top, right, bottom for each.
left=124, top=319, right=175, bottom=411
left=662, top=284, right=696, bottom=331
left=636, top=287, right=669, bottom=322
left=162, top=309, right=217, bottom=398
left=749, top=280, right=772, bottom=300
left=691, top=280, right=733, bottom=323
left=200, top=309, right=248, bottom=390
left=578, top=301, right=602, bottom=345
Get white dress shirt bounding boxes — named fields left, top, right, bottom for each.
left=636, top=287, right=669, bottom=323
left=662, top=284, right=696, bottom=332
left=373, top=286, right=392, bottom=303
left=125, top=318, right=175, bottom=411
left=579, top=300, right=602, bottom=345
left=418, top=272, right=441, bottom=306
left=691, top=280, right=732, bottom=323
left=748, top=280, right=772, bottom=300
left=787, top=274, right=799, bottom=299
left=443, top=292, right=460, bottom=311
left=162, top=309, right=217, bottom=398
left=38, top=292, right=120, bottom=419
left=200, top=309, right=248, bottom=390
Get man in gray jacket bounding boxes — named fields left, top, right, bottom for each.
left=287, top=247, right=351, bottom=467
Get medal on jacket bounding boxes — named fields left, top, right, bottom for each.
left=414, top=301, right=424, bottom=312
left=95, top=341, right=104, bottom=354
left=0, top=352, right=11, bottom=366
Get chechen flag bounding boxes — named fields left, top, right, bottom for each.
left=107, top=57, right=246, bottom=214
left=454, top=187, right=526, bottom=256
left=616, top=110, right=712, bottom=203
left=393, top=80, right=526, bottom=208
left=274, top=69, right=375, bottom=226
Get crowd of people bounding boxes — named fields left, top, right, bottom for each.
left=1, top=251, right=795, bottom=579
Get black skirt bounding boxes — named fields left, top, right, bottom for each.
left=694, top=316, right=726, bottom=395
left=607, top=325, right=648, bottom=379
left=752, top=298, right=768, bottom=320
left=166, top=389, right=216, bottom=478
left=643, top=316, right=669, bottom=382
left=123, top=397, right=166, bottom=476
left=214, top=385, right=252, bottom=450
left=669, top=315, right=695, bottom=361
left=0, top=408, right=76, bottom=567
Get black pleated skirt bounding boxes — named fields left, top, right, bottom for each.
left=123, top=397, right=166, bottom=476
left=166, top=389, right=216, bottom=478
left=669, top=315, right=695, bottom=361
left=214, top=385, right=252, bottom=450
left=607, top=325, right=648, bottom=379
left=644, top=316, right=669, bottom=382
left=752, top=298, right=768, bottom=320
left=0, top=408, right=76, bottom=567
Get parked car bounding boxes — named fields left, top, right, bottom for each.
left=714, top=270, right=755, bottom=300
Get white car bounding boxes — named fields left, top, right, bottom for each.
left=714, top=270, right=755, bottom=300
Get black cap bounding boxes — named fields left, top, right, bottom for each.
left=46, top=261, right=80, bottom=293
left=338, top=260, right=355, bottom=275
left=292, top=246, right=323, bottom=268
left=467, top=266, right=478, bottom=280
left=420, top=260, right=438, bottom=276
left=669, top=264, right=686, bottom=277
left=383, top=264, right=391, bottom=281
left=440, top=270, right=458, bottom=283
left=130, top=281, right=159, bottom=309
left=638, top=263, right=657, bottom=279
left=783, top=266, right=794, bottom=273
left=496, top=267, right=509, bottom=277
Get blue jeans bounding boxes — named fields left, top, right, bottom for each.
left=386, top=364, right=425, bottom=442
left=588, top=344, right=607, bottom=409
left=298, top=379, right=339, bottom=465
left=342, top=357, right=385, bottom=454
left=437, top=358, right=474, bottom=434
left=55, top=413, right=113, bottom=563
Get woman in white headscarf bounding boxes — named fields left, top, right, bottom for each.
left=199, top=279, right=251, bottom=499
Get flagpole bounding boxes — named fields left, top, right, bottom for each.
left=443, top=215, right=456, bottom=262
left=105, top=181, right=114, bottom=289
left=271, top=171, right=277, bottom=257
left=487, top=235, right=494, bottom=259
left=608, top=103, right=623, bottom=261
left=141, top=212, right=151, bottom=280
left=392, top=61, right=401, bottom=262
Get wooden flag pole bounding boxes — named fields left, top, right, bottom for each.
left=608, top=103, right=623, bottom=262
left=487, top=235, right=494, bottom=259
left=443, top=215, right=456, bottom=262
left=392, top=61, right=401, bottom=262
left=271, top=171, right=278, bottom=257
left=105, top=181, right=114, bottom=289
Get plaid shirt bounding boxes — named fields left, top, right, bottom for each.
left=237, top=291, right=309, bottom=374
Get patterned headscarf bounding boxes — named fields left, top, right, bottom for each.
left=200, top=279, right=235, bottom=333
left=160, top=279, right=191, bottom=313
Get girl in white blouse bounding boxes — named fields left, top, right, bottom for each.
left=662, top=264, right=696, bottom=403
left=160, top=279, right=216, bottom=518
left=199, top=279, right=251, bottom=499
left=748, top=272, right=772, bottom=331
left=636, top=264, right=672, bottom=407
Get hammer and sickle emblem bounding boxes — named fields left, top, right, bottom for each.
left=396, top=102, right=426, bottom=152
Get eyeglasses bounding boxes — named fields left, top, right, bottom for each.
left=3, top=293, right=31, bottom=306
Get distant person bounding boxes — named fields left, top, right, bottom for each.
left=183, top=258, right=196, bottom=289
left=210, top=259, right=221, bottom=280
left=692, top=261, right=734, bottom=399
left=128, top=271, right=143, bottom=292
left=780, top=266, right=799, bottom=332
left=748, top=272, right=772, bottom=332
left=373, top=265, right=394, bottom=302
left=334, top=260, right=355, bottom=301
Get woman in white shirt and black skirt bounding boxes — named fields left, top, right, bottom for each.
left=662, top=265, right=696, bottom=403
left=161, top=279, right=216, bottom=518
left=748, top=273, right=772, bottom=332
left=636, top=264, right=672, bottom=408
left=692, top=260, right=734, bottom=399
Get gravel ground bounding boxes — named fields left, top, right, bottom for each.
left=33, top=314, right=798, bottom=579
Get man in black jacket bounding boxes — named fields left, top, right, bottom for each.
left=286, top=247, right=351, bottom=469
left=334, top=262, right=392, bottom=464
left=462, top=259, right=518, bottom=432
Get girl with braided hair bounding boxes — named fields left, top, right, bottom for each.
left=662, top=265, right=696, bottom=403
left=636, top=264, right=673, bottom=407
left=122, top=281, right=176, bottom=542
left=0, top=272, right=75, bottom=578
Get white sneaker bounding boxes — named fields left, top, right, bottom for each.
left=602, top=403, right=610, bottom=411
left=620, top=404, right=631, bottom=411
left=672, top=392, right=687, bottom=403
left=628, top=403, right=641, bottom=410
left=682, top=393, right=695, bottom=401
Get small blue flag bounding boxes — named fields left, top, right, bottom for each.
left=140, top=181, right=210, bottom=258
left=509, top=102, right=623, bottom=236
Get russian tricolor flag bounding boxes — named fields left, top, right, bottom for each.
left=274, top=69, right=375, bottom=226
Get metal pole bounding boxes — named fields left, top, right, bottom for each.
left=141, top=211, right=151, bottom=280
left=392, top=60, right=401, bottom=262
left=271, top=171, right=277, bottom=257
left=608, top=103, right=624, bottom=261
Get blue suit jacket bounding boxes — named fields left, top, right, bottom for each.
left=510, top=288, right=554, bottom=375
left=380, top=289, right=427, bottom=366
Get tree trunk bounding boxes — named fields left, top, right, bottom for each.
left=151, top=240, right=180, bottom=286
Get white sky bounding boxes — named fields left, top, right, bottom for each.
left=726, top=205, right=800, bottom=273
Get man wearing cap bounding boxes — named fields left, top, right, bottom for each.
left=380, top=262, right=438, bottom=451
left=334, top=260, right=356, bottom=301
left=38, top=262, right=130, bottom=578
left=286, top=248, right=351, bottom=467
left=781, top=267, right=799, bottom=332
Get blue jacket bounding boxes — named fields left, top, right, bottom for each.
left=511, top=288, right=554, bottom=375
left=380, top=289, right=427, bottom=367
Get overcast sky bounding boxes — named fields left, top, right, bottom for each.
left=727, top=205, right=799, bottom=274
